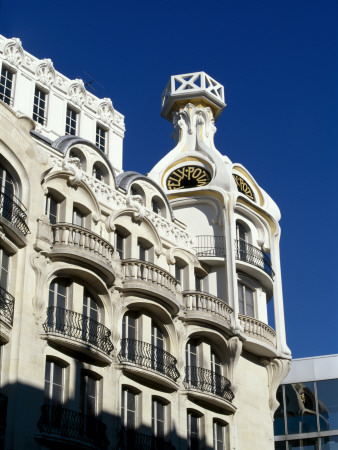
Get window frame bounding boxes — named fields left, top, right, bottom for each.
left=0, top=65, right=15, bottom=106
left=33, top=85, right=48, bottom=125
left=96, top=124, right=107, bottom=153
left=65, top=105, right=78, bottom=136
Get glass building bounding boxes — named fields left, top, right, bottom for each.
left=274, top=355, right=338, bottom=450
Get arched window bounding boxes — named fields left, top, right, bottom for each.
left=185, top=339, right=228, bottom=398
left=237, top=280, right=255, bottom=317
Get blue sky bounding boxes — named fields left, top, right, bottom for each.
left=1, top=0, right=337, bottom=358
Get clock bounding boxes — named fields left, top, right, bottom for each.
left=233, top=174, right=255, bottom=201
left=166, top=165, right=211, bottom=190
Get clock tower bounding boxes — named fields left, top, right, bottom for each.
left=149, top=72, right=290, bottom=449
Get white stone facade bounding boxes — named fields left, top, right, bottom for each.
left=0, top=35, right=125, bottom=173
left=0, top=38, right=290, bottom=450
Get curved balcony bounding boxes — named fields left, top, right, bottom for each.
left=122, top=259, right=179, bottom=314
left=0, top=286, right=14, bottom=343
left=0, top=190, right=29, bottom=245
left=37, top=404, right=109, bottom=449
left=120, top=430, right=175, bottom=450
left=183, top=291, right=233, bottom=332
left=42, top=307, right=113, bottom=365
left=238, top=314, right=277, bottom=355
left=118, top=338, right=180, bottom=390
left=235, top=239, right=274, bottom=279
left=194, top=235, right=226, bottom=263
left=183, top=366, right=235, bottom=413
left=50, top=223, right=115, bottom=286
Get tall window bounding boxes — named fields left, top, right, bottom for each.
left=80, top=373, right=97, bottom=417
left=82, top=291, right=99, bottom=345
left=33, top=86, right=47, bottom=125
left=0, top=164, right=15, bottom=222
left=0, top=66, right=14, bottom=105
left=122, top=313, right=136, bottom=340
left=45, top=194, right=59, bottom=224
left=121, top=387, right=137, bottom=430
left=152, top=398, right=165, bottom=439
left=175, top=262, right=183, bottom=286
left=152, top=321, right=165, bottom=373
left=116, top=231, right=125, bottom=260
left=138, top=240, right=148, bottom=262
left=48, top=279, right=68, bottom=332
left=44, top=360, right=64, bottom=405
left=213, top=420, right=226, bottom=450
left=0, top=247, right=10, bottom=291
left=96, top=125, right=106, bottom=153
left=65, top=106, right=77, bottom=135
left=238, top=281, right=255, bottom=317
left=187, top=411, right=200, bottom=450
left=73, top=208, right=84, bottom=227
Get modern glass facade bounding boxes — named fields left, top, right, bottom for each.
left=274, top=356, right=338, bottom=450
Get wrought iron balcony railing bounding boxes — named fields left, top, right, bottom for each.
left=194, top=235, right=226, bottom=257
left=0, top=286, right=15, bottom=327
left=120, top=429, right=175, bottom=450
left=184, top=366, right=234, bottom=402
left=38, top=404, right=109, bottom=449
left=0, top=189, right=30, bottom=236
left=118, top=338, right=180, bottom=382
left=43, top=306, right=114, bottom=355
left=235, top=239, right=274, bottom=278
left=0, top=393, right=7, bottom=435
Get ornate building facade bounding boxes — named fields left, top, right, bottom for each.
left=0, top=35, right=290, bottom=449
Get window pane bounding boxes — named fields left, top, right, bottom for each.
left=317, top=379, right=338, bottom=431
left=275, top=442, right=286, bottom=450
left=285, top=382, right=317, bottom=434
left=274, top=386, right=286, bottom=435
left=321, top=435, right=338, bottom=450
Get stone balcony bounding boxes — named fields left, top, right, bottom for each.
left=50, top=223, right=115, bottom=286
left=0, top=286, right=14, bottom=343
left=122, top=259, right=179, bottom=314
left=182, top=291, right=233, bottom=333
left=238, top=314, right=277, bottom=356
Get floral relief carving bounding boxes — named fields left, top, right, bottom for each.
left=31, top=252, right=53, bottom=324
left=68, top=79, right=87, bottom=107
left=3, top=38, right=24, bottom=67
left=62, top=157, right=83, bottom=186
left=36, top=59, right=55, bottom=88
left=262, top=358, right=291, bottom=417
left=97, top=98, right=115, bottom=126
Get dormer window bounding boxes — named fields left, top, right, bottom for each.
left=0, top=66, right=14, bottom=106
left=33, top=86, right=47, bottom=125
left=96, top=124, right=106, bottom=153
left=65, top=106, right=77, bottom=136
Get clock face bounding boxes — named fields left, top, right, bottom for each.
left=233, top=174, right=255, bottom=201
left=166, top=165, right=211, bottom=190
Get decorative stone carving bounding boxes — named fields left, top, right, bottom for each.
left=97, top=98, right=114, bottom=126
left=34, top=215, right=53, bottom=252
left=3, top=37, right=24, bottom=67
left=126, top=195, right=145, bottom=222
left=226, top=336, right=243, bottom=394
left=31, top=251, right=53, bottom=324
left=68, top=79, right=86, bottom=107
left=36, top=58, right=55, bottom=88
left=62, top=157, right=83, bottom=186
left=262, top=358, right=291, bottom=417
